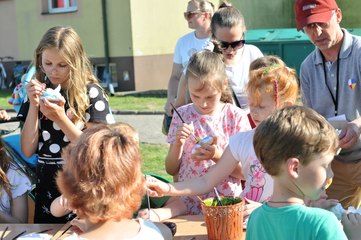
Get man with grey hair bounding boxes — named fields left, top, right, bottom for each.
left=295, top=0, right=361, bottom=208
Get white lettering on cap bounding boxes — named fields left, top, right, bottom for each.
left=302, top=4, right=317, bottom=11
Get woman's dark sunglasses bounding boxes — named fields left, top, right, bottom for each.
left=183, top=11, right=201, bottom=20
left=215, top=39, right=246, bottom=50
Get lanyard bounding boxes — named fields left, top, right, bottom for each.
left=321, top=51, right=340, bottom=116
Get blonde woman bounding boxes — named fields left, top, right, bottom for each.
left=19, top=26, right=113, bottom=223
left=163, top=0, right=214, bottom=134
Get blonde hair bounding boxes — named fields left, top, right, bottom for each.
left=57, top=123, right=144, bottom=222
left=0, top=142, right=12, bottom=208
left=249, top=55, right=286, bottom=71
left=247, top=60, right=299, bottom=107
left=186, top=50, right=233, bottom=103
left=254, top=106, right=339, bottom=176
left=35, top=26, right=101, bottom=124
left=191, top=0, right=214, bottom=14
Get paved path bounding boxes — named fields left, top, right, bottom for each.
left=1, top=112, right=168, bottom=145
left=115, top=114, right=167, bottom=145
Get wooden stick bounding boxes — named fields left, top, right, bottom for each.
left=170, top=103, right=199, bottom=143
left=11, top=230, right=26, bottom=240
left=0, top=226, right=8, bottom=240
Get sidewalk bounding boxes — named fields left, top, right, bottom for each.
left=2, top=111, right=168, bottom=145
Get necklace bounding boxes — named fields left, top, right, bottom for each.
left=267, top=200, right=305, bottom=205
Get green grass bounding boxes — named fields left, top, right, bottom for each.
left=0, top=90, right=12, bottom=108
left=0, top=90, right=167, bottom=112
left=140, top=143, right=172, bottom=182
left=109, top=95, right=166, bottom=111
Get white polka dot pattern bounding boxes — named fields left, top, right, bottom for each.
left=106, top=114, right=115, bottom=124
left=42, top=131, right=50, bottom=141
left=89, top=87, right=99, bottom=98
left=94, top=100, right=105, bottom=111
left=53, top=122, right=60, bottom=131
left=49, top=144, right=60, bottom=153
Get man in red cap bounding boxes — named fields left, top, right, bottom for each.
left=295, top=0, right=361, bottom=209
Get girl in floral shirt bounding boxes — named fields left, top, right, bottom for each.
left=139, top=50, right=251, bottom=221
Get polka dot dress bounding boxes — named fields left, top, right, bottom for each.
left=18, top=83, right=113, bottom=223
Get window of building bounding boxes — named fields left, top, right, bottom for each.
left=48, top=0, right=77, bottom=14
left=94, top=63, right=118, bottom=88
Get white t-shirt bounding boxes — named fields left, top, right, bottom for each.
left=226, top=44, right=263, bottom=108
left=64, top=219, right=166, bottom=240
left=228, top=129, right=273, bottom=203
left=0, top=166, right=31, bottom=214
left=173, top=31, right=211, bottom=68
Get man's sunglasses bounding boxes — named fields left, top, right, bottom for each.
left=184, top=11, right=202, bottom=20
left=214, top=39, right=246, bottom=50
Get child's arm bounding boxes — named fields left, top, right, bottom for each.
left=149, top=147, right=240, bottom=197
left=342, top=213, right=361, bottom=240
left=165, top=123, right=193, bottom=176
left=0, top=193, right=28, bottom=223
left=192, top=143, right=245, bottom=179
left=50, top=195, right=72, bottom=217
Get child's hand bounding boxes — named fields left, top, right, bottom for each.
left=175, top=123, right=194, bottom=145
left=191, top=144, right=221, bottom=162
left=307, top=198, right=339, bottom=209
left=59, top=195, right=69, bottom=209
left=342, top=213, right=361, bottom=240
left=71, top=218, right=91, bottom=234
left=146, top=176, right=172, bottom=197
left=0, top=110, right=10, bottom=121
left=39, top=96, right=66, bottom=122
left=26, top=79, right=45, bottom=107
left=244, top=198, right=262, bottom=218
left=305, top=191, right=339, bottom=209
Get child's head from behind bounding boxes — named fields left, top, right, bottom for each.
left=211, top=4, right=246, bottom=63
left=57, top=123, right=144, bottom=223
left=35, top=26, right=98, bottom=123
left=254, top=106, right=339, bottom=199
left=247, top=59, right=299, bottom=126
left=186, top=50, right=232, bottom=115
left=249, top=55, right=285, bottom=71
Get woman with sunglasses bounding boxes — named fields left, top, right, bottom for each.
left=163, top=0, right=214, bottom=135
left=18, top=26, right=113, bottom=223
left=175, top=3, right=263, bottom=110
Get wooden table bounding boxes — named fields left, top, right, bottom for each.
left=0, top=222, right=70, bottom=239
left=0, top=215, right=245, bottom=240
left=170, top=214, right=246, bottom=240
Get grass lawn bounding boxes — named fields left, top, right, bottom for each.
left=0, top=90, right=167, bottom=112
left=140, top=143, right=172, bottom=182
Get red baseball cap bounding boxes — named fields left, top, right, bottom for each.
left=294, top=0, right=339, bottom=30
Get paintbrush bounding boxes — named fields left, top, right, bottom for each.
left=170, top=103, right=199, bottom=142
left=0, top=226, right=8, bottom=240
left=11, top=230, right=26, bottom=240
left=213, top=187, right=223, bottom=206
